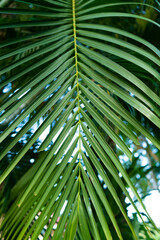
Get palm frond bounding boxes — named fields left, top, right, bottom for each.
left=0, top=0, right=160, bottom=239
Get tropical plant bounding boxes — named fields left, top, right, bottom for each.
left=133, top=214, right=160, bottom=240
left=0, top=0, right=160, bottom=239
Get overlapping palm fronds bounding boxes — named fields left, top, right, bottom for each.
left=0, top=0, right=160, bottom=239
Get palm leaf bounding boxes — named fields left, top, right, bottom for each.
left=0, top=0, right=160, bottom=239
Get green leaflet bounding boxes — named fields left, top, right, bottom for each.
left=15, top=0, right=70, bottom=8
left=0, top=8, right=71, bottom=17
left=14, top=0, right=71, bottom=11
left=76, top=0, right=96, bottom=10
left=77, top=12, right=160, bottom=27
left=0, top=19, right=72, bottom=29
left=77, top=2, right=160, bottom=15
